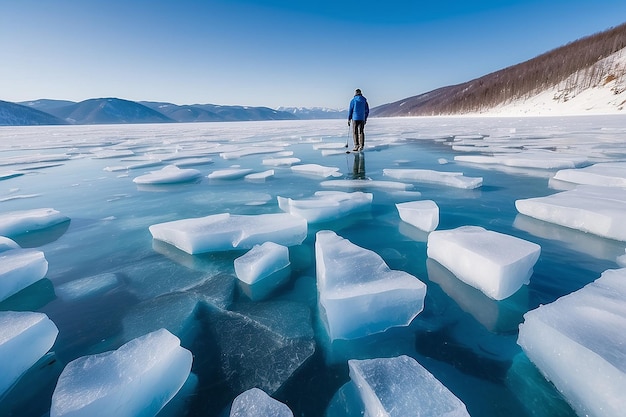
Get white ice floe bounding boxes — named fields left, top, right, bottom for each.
left=455, top=150, right=590, bottom=170
left=149, top=213, right=307, bottom=255
left=291, top=163, right=342, bottom=178
left=516, top=185, right=626, bottom=241
left=518, top=268, right=626, bottom=417
left=0, top=153, right=71, bottom=166
left=0, top=208, right=69, bottom=237
left=234, top=242, right=290, bottom=285
left=427, top=226, right=540, bottom=300
left=50, top=328, right=192, bottom=417
left=313, top=142, right=348, bottom=150
left=553, top=161, right=626, bottom=188
left=245, top=169, right=274, bottom=181
left=396, top=200, right=439, bottom=232
left=348, top=355, right=470, bottom=417
left=0, top=247, right=49, bottom=302
left=383, top=168, right=483, bottom=189
left=0, top=236, right=20, bottom=252
left=0, top=311, right=58, bottom=396
left=315, top=230, right=426, bottom=340
left=55, top=273, right=120, bottom=302
left=229, top=388, right=294, bottom=417
left=234, top=242, right=291, bottom=300
left=320, top=179, right=414, bottom=191
left=277, top=191, right=373, bottom=223
left=132, top=165, right=201, bottom=185
left=173, top=157, right=214, bottom=167
left=91, top=149, right=135, bottom=159
left=207, top=168, right=254, bottom=179
left=220, top=146, right=286, bottom=160
left=262, top=157, right=301, bottom=167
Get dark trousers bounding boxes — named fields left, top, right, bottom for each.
left=352, top=120, right=365, bottom=149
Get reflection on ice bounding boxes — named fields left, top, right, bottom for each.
left=427, top=258, right=527, bottom=333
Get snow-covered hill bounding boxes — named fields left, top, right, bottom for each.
left=488, top=48, right=626, bottom=116
left=372, top=22, right=626, bottom=118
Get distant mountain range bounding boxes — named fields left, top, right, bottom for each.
left=0, top=98, right=347, bottom=126
left=2, top=22, right=625, bottom=126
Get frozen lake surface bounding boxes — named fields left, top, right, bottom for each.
left=1, top=116, right=626, bottom=416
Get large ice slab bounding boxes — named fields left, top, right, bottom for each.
left=234, top=242, right=291, bottom=300
left=229, top=388, right=294, bottom=417
left=207, top=168, right=254, bottom=179
left=320, top=179, right=414, bottom=191
left=518, top=268, right=626, bottom=417
left=455, top=150, right=590, bottom=170
left=427, top=226, right=540, bottom=300
left=291, top=163, right=341, bottom=177
left=396, top=200, right=439, bottom=232
left=132, top=164, right=201, bottom=184
left=0, top=208, right=69, bottom=237
left=50, top=328, right=192, bottom=417
left=348, top=355, right=470, bottom=417
left=316, top=230, right=426, bottom=340
left=0, top=236, right=20, bottom=252
left=149, top=213, right=307, bottom=254
left=0, top=247, right=49, bottom=302
left=515, top=185, right=626, bottom=241
left=277, top=191, right=373, bottom=223
left=0, top=311, right=59, bottom=396
left=553, top=162, right=626, bottom=187
left=383, top=168, right=483, bottom=189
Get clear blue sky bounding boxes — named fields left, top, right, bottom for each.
left=2, top=0, right=625, bottom=109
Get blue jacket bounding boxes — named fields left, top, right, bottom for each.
left=348, top=94, right=369, bottom=121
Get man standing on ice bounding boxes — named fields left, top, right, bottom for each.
left=348, top=88, right=369, bottom=152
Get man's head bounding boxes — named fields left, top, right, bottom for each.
left=355, top=89, right=362, bottom=95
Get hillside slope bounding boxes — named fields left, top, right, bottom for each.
left=372, top=22, right=626, bottom=117
left=48, top=98, right=174, bottom=124
left=0, top=100, right=67, bottom=126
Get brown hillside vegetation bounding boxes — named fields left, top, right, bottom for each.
left=372, top=22, right=626, bottom=116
